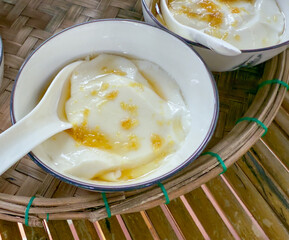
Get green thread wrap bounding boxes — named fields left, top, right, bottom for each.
left=25, top=196, right=36, bottom=226
left=101, top=192, right=111, bottom=218
left=158, top=183, right=170, bottom=204
left=46, top=213, right=49, bottom=222
left=202, top=152, right=227, bottom=174
left=236, top=117, right=268, bottom=137
left=258, top=79, right=289, bottom=91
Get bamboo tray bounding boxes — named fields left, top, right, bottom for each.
left=0, top=0, right=288, bottom=227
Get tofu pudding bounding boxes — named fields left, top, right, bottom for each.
left=154, top=0, right=285, bottom=49
left=39, top=54, right=191, bottom=182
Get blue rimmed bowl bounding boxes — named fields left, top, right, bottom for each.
left=11, top=19, right=218, bottom=191
left=142, top=0, right=289, bottom=72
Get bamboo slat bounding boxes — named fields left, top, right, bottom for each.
left=0, top=0, right=288, bottom=227
left=0, top=220, right=22, bottom=240
left=239, top=151, right=289, bottom=229
left=275, top=106, right=289, bottom=135
left=206, top=176, right=266, bottom=239
left=263, top=122, right=289, bottom=168
left=252, top=140, right=289, bottom=196
left=73, top=219, right=101, bottom=240
left=47, top=221, right=74, bottom=240
left=185, top=187, right=234, bottom=239
left=23, top=224, right=49, bottom=240
left=165, top=198, right=204, bottom=240
left=225, top=165, right=289, bottom=240
left=121, top=212, right=154, bottom=240
left=98, top=217, right=127, bottom=240
left=145, top=206, right=179, bottom=240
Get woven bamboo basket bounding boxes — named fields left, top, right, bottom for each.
left=0, top=0, right=288, bottom=227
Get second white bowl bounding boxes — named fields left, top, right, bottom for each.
left=142, top=0, right=289, bottom=72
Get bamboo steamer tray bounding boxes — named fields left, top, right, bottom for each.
left=0, top=0, right=288, bottom=227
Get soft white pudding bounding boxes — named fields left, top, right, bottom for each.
left=162, top=0, right=285, bottom=49
left=39, top=54, right=191, bottom=182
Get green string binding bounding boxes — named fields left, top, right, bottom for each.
left=101, top=192, right=111, bottom=218
left=201, top=152, right=227, bottom=174
left=46, top=213, right=49, bottom=222
left=25, top=196, right=36, bottom=226
left=236, top=117, right=268, bottom=137
left=258, top=79, right=289, bottom=91
left=158, top=183, right=170, bottom=204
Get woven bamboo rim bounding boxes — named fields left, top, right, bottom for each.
left=0, top=49, right=287, bottom=227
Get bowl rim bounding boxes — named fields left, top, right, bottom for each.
left=0, top=36, right=3, bottom=67
left=141, top=0, right=289, bottom=53
left=10, top=19, right=219, bottom=192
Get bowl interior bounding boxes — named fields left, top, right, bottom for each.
left=12, top=20, right=218, bottom=191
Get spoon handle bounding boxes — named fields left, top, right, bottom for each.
left=0, top=110, right=71, bottom=175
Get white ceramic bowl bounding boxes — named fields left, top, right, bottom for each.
left=0, top=36, right=3, bottom=88
left=142, top=0, right=289, bottom=72
left=11, top=20, right=218, bottom=191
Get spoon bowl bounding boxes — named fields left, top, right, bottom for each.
left=160, top=0, right=241, bottom=56
left=0, top=60, right=83, bottom=175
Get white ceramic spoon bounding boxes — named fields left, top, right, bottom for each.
left=0, top=60, right=83, bottom=175
left=160, top=0, right=241, bottom=56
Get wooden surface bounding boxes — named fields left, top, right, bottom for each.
left=1, top=0, right=289, bottom=239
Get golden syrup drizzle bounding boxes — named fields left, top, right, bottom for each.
left=66, top=114, right=140, bottom=152
left=121, top=118, right=139, bottom=130
left=90, top=90, right=97, bottom=96
left=124, top=134, right=140, bottom=151
left=82, top=108, right=90, bottom=124
left=105, top=90, right=119, bottom=100
left=129, top=82, right=144, bottom=91
left=88, top=83, right=112, bottom=106
left=100, top=82, right=110, bottom=91
left=152, top=0, right=255, bottom=31
left=120, top=101, right=138, bottom=116
left=231, top=7, right=240, bottom=13
left=91, top=141, right=176, bottom=181
left=116, top=139, right=175, bottom=181
left=175, top=0, right=223, bottom=28
left=66, top=108, right=112, bottom=150
left=91, top=152, right=165, bottom=181
left=89, top=83, right=110, bottom=96
left=151, top=133, right=164, bottom=151
left=118, top=159, right=162, bottom=181
left=219, top=0, right=254, bottom=3
left=101, top=66, right=127, bottom=76
left=66, top=125, right=113, bottom=150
